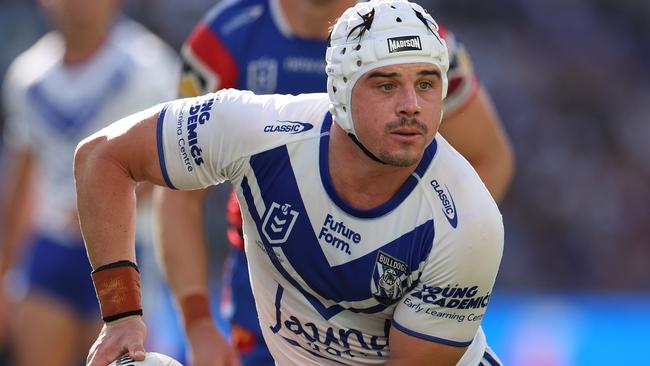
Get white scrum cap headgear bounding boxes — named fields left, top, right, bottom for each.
left=326, top=0, right=449, bottom=137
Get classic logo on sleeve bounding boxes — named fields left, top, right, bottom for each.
left=263, top=120, right=314, bottom=134
left=370, top=251, right=412, bottom=305
left=430, top=179, right=458, bottom=228
left=262, top=202, right=299, bottom=244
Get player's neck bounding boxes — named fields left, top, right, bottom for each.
left=61, top=27, right=110, bottom=66
left=279, top=0, right=354, bottom=39
left=328, top=123, right=417, bottom=210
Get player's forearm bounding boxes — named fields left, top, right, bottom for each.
left=152, top=187, right=211, bottom=299
left=74, top=136, right=139, bottom=268
left=471, top=145, right=514, bottom=203
left=0, top=150, right=36, bottom=277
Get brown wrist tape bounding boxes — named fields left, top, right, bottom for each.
left=180, top=293, right=212, bottom=330
left=91, top=260, right=142, bottom=322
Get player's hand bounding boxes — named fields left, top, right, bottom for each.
left=86, top=315, right=147, bottom=366
left=186, top=318, right=242, bottom=366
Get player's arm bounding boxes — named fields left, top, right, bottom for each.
left=0, top=148, right=36, bottom=281
left=74, top=107, right=166, bottom=366
left=388, top=202, right=504, bottom=365
left=438, top=86, right=514, bottom=203
left=387, top=329, right=467, bottom=366
left=152, top=16, right=243, bottom=366
left=153, top=187, right=241, bottom=366
left=0, top=147, right=36, bottom=345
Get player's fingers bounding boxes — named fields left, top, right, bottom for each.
left=229, top=350, right=243, bottom=366
left=127, top=342, right=146, bottom=361
left=86, top=346, right=118, bottom=366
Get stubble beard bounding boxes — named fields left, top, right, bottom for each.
left=376, top=117, right=429, bottom=167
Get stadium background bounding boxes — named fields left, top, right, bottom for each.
left=1, top=0, right=648, bottom=364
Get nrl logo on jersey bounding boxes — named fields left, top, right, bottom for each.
left=262, top=202, right=299, bottom=244
left=371, top=251, right=412, bottom=305
left=387, top=35, right=422, bottom=53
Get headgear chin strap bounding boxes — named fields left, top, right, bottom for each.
left=326, top=0, right=449, bottom=156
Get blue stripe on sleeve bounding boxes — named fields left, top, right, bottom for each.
left=391, top=320, right=473, bottom=347
left=156, top=104, right=177, bottom=190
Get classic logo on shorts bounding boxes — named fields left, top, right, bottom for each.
left=387, top=35, right=422, bottom=53
left=262, top=202, right=299, bottom=244
left=371, top=251, right=411, bottom=305
left=263, top=120, right=314, bottom=134
left=430, top=179, right=458, bottom=228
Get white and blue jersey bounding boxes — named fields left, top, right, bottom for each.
left=157, top=90, right=503, bottom=365
left=179, top=2, right=481, bottom=360
left=2, top=18, right=179, bottom=245
left=2, top=18, right=178, bottom=315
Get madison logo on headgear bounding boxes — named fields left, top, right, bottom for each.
left=387, top=35, right=422, bottom=53
left=371, top=251, right=411, bottom=305
left=262, top=202, right=299, bottom=244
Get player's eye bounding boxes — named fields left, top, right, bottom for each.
left=418, top=81, right=433, bottom=90
left=380, top=84, right=395, bottom=92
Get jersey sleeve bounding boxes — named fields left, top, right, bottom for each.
left=178, top=22, right=239, bottom=97
left=392, top=223, right=503, bottom=346
left=156, top=89, right=302, bottom=190
left=439, top=25, right=479, bottom=117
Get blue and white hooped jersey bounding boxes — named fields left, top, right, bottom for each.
left=157, top=90, right=503, bottom=365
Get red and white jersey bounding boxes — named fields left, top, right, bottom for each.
left=156, top=90, right=503, bottom=365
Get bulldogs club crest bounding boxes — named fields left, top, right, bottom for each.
left=262, top=202, right=299, bottom=244
left=371, top=251, right=411, bottom=305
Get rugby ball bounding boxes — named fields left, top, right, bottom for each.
left=109, top=352, right=183, bottom=366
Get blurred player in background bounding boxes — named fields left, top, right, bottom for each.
left=0, top=0, right=178, bottom=364
left=154, top=0, right=513, bottom=365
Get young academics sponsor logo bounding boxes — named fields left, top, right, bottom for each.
left=371, top=251, right=412, bottom=305
left=430, top=179, right=458, bottom=228
left=263, top=120, right=314, bottom=134
left=262, top=202, right=299, bottom=244
left=387, top=35, right=422, bottom=53
left=176, top=97, right=215, bottom=171
left=409, top=284, right=490, bottom=310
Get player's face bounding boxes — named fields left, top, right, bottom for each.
left=40, top=0, right=121, bottom=33
left=351, top=62, right=443, bottom=167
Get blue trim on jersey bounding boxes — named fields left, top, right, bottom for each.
left=482, top=350, right=501, bottom=366
left=391, top=320, right=473, bottom=347
left=318, top=121, right=438, bottom=218
left=241, top=141, right=435, bottom=319
left=156, top=104, right=176, bottom=189
left=241, top=175, right=347, bottom=319
left=27, top=65, right=127, bottom=138
left=320, top=111, right=332, bottom=134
